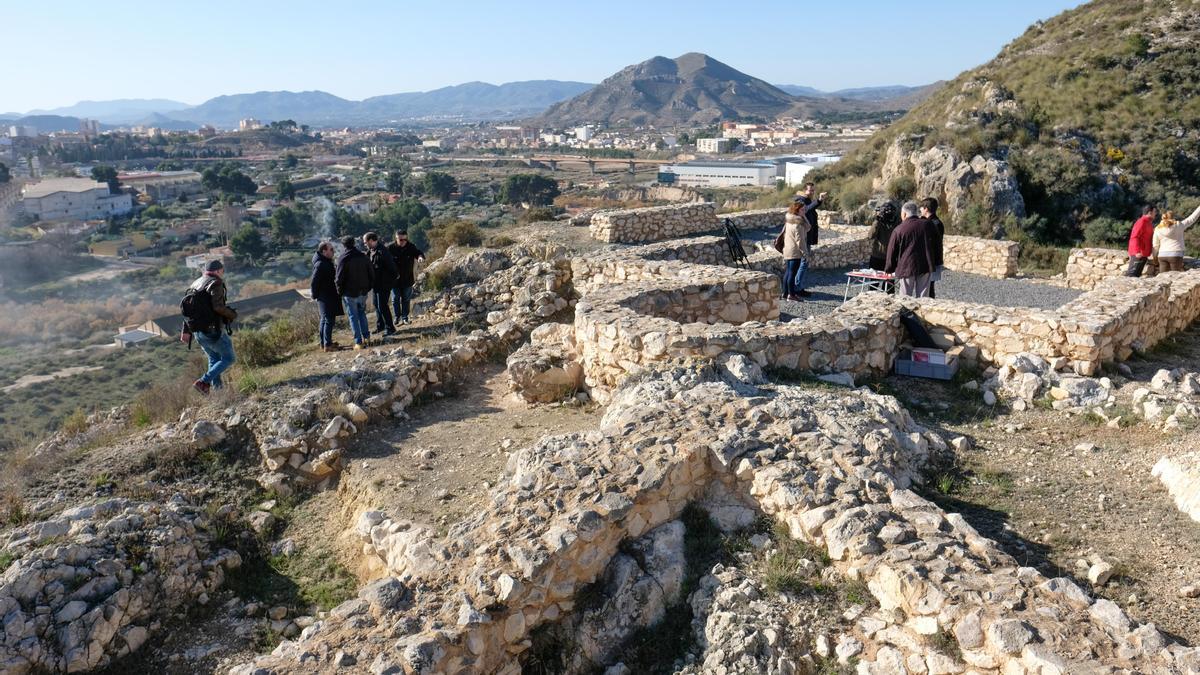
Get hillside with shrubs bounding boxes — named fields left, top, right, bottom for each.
left=812, top=0, right=1200, bottom=251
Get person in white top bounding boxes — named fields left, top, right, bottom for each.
left=1152, top=204, right=1200, bottom=272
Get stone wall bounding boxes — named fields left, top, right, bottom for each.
left=1066, top=248, right=1130, bottom=290
left=589, top=203, right=719, bottom=243
left=721, top=207, right=785, bottom=232
left=907, top=271, right=1200, bottom=375
left=943, top=234, right=1019, bottom=277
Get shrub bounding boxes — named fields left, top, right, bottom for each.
left=518, top=207, right=558, bottom=224
left=1082, top=216, right=1130, bottom=246
left=60, top=409, right=89, bottom=436
left=233, top=304, right=319, bottom=369
left=887, top=175, right=917, bottom=201
left=129, top=377, right=195, bottom=428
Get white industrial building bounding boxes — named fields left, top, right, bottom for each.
left=782, top=154, right=841, bottom=186
left=658, top=161, right=778, bottom=188
left=19, top=178, right=133, bottom=221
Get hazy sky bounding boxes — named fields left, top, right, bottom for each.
left=4, top=0, right=1085, bottom=113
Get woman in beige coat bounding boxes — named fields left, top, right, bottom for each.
left=1152, top=205, right=1200, bottom=272
left=781, top=201, right=810, bottom=300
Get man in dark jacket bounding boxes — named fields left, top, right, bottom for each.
left=335, top=235, right=374, bottom=349
left=919, top=197, right=946, bottom=298
left=310, top=241, right=343, bottom=352
left=790, top=183, right=826, bottom=297
left=885, top=201, right=939, bottom=298
left=386, top=230, right=425, bottom=325
left=363, top=231, right=398, bottom=336
left=189, top=260, right=238, bottom=393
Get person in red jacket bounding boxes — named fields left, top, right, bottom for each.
left=1125, top=205, right=1158, bottom=277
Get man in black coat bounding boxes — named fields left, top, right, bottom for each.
left=885, top=201, right=939, bottom=298
left=335, top=235, right=374, bottom=348
left=310, top=241, right=343, bottom=352
left=363, top=231, right=398, bottom=336
left=386, top=230, right=425, bottom=325
left=919, top=197, right=946, bottom=298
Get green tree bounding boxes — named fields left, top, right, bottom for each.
left=91, top=165, right=120, bottom=194
left=420, top=171, right=457, bottom=201
left=277, top=178, right=296, bottom=201
left=498, top=173, right=560, bottom=207
left=0, top=162, right=11, bottom=183
left=269, top=205, right=304, bottom=244
left=201, top=162, right=257, bottom=196
left=142, top=205, right=169, bottom=220
left=283, top=153, right=299, bottom=168
left=230, top=223, right=266, bottom=261
left=386, top=171, right=405, bottom=194
left=373, top=198, right=431, bottom=234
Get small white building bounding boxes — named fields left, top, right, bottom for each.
left=784, top=154, right=840, bottom=186
left=19, top=178, right=132, bottom=221
left=658, top=161, right=777, bottom=188
left=574, top=126, right=594, bottom=142
left=696, top=138, right=734, bottom=154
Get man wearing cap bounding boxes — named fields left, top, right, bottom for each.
left=190, top=260, right=238, bottom=394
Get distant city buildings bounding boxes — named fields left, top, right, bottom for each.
left=697, top=137, right=734, bottom=154
left=239, top=118, right=263, bottom=131
left=19, top=177, right=132, bottom=221
left=119, top=171, right=204, bottom=203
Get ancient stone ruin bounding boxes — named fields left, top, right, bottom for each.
left=4, top=204, right=1200, bottom=674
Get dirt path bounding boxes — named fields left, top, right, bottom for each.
left=285, top=364, right=603, bottom=580
left=882, top=336, right=1200, bottom=645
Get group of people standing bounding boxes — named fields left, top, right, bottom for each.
left=778, top=188, right=946, bottom=300
left=310, top=231, right=425, bottom=351
left=1125, top=204, right=1200, bottom=277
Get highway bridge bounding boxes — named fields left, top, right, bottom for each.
left=433, top=154, right=663, bottom=174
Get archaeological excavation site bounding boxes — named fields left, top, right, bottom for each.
left=4, top=203, right=1200, bottom=675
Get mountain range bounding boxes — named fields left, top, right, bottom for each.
left=6, top=57, right=937, bottom=131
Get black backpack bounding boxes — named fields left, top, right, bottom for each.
left=181, top=282, right=218, bottom=334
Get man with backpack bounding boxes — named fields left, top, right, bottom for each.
left=183, top=260, right=238, bottom=394
left=335, top=235, right=374, bottom=349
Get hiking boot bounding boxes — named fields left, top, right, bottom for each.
left=193, top=379, right=211, bottom=395
left=384, top=329, right=398, bottom=337
left=353, top=343, right=365, bottom=351
left=787, top=294, right=802, bottom=302
left=401, top=318, right=411, bottom=325
left=797, top=289, right=813, bottom=298
left=322, top=345, right=340, bottom=353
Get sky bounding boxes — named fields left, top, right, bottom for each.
left=3, top=0, right=1086, bottom=113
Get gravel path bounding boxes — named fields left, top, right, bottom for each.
left=778, top=266, right=1082, bottom=320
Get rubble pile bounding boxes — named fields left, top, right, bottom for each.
left=234, top=369, right=1200, bottom=673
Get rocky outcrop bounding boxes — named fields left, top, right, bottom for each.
left=880, top=135, right=1025, bottom=224
left=0, top=498, right=241, bottom=674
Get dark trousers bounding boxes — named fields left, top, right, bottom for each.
left=391, top=285, right=414, bottom=321
left=372, top=288, right=395, bottom=333
left=316, top=303, right=336, bottom=346
left=1124, top=256, right=1149, bottom=277
left=782, top=258, right=805, bottom=297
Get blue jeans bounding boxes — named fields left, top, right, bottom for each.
left=372, top=288, right=395, bottom=333
left=342, top=295, right=370, bottom=344
left=392, top=285, right=414, bottom=321
left=316, top=302, right=336, bottom=346
left=195, top=330, right=235, bottom=388
left=782, top=258, right=806, bottom=297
